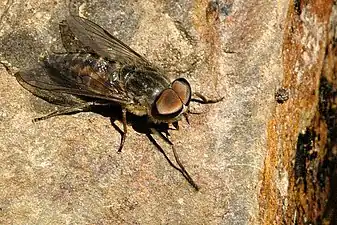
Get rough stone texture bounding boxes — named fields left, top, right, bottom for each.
left=260, top=1, right=337, bottom=224
left=0, top=0, right=336, bottom=224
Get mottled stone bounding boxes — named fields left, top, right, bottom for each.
left=1, top=0, right=335, bottom=224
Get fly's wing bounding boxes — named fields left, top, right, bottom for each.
left=15, top=65, right=132, bottom=106
left=66, top=15, right=156, bottom=68
left=59, top=20, right=94, bottom=53
left=16, top=67, right=84, bottom=106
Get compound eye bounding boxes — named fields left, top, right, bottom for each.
left=172, top=78, right=191, bottom=106
left=155, top=89, right=183, bottom=115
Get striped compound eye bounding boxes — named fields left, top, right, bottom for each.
left=155, top=89, right=183, bottom=115
left=171, top=78, right=191, bottom=106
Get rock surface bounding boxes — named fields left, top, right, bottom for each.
left=0, top=0, right=336, bottom=224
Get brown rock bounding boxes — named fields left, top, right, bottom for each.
left=1, top=0, right=336, bottom=224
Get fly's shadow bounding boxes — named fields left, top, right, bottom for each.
left=38, top=102, right=201, bottom=191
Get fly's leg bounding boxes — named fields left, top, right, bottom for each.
left=188, top=92, right=223, bottom=115
left=33, top=102, right=110, bottom=122
left=192, top=92, right=224, bottom=104
left=33, top=103, right=92, bottom=122
left=182, top=113, right=190, bottom=124
left=117, top=108, right=127, bottom=152
left=109, top=108, right=127, bottom=153
left=147, top=131, right=199, bottom=191
left=172, top=121, right=180, bottom=130
left=172, top=145, right=199, bottom=191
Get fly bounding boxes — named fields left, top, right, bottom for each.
left=15, top=15, right=223, bottom=190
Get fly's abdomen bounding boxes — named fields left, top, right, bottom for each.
left=43, top=53, right=121, bottom=89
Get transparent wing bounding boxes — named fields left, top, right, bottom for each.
left=15, top=66, right=132, bottom=105
left=59, top=20, right=94, bottom=53
left=66, top=15, right=152, bottom=66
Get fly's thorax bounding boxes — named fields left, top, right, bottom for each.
left=120, top=66, right=171, bottom=105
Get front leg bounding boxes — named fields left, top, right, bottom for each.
left=192, top=92, right=224, bottom=104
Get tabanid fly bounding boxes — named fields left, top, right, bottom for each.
left=15, top=14, right=223, bottom=190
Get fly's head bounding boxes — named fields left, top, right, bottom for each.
left=149, top=78, right=191, bottom=124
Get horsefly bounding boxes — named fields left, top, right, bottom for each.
left=15, top=15, right=223, bottom=190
